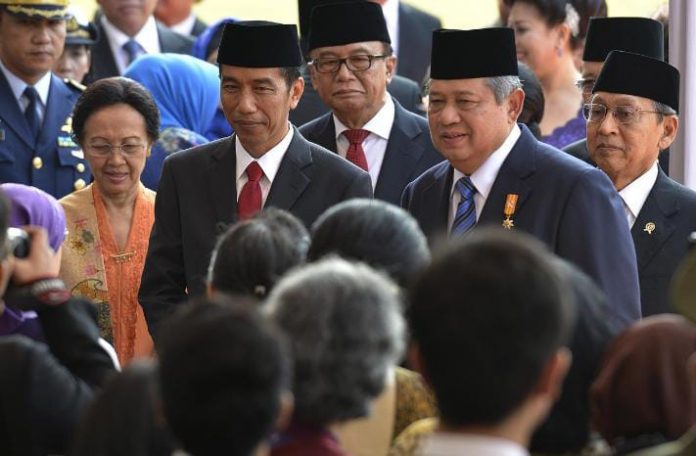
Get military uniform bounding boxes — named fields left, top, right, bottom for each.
left=0, top=73, right=90, bottom=198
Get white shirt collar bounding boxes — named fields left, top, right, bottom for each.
left=101, top=15, right=161, bottom=73
left=379, top=0, right=400, bottom=54
left=619, top=161, right=659, bottom=227
left=235, top=125, right=294, bottom=183
left=419, top=433, right=529, bottom=456
left=0, top=57, right=52, bottom=107
left=170, top=13, right=197, bottom=36
left=333, top=95, right=394, bottom=141
left=451, top=124, right=521, bottom=201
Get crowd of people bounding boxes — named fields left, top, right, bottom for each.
left=0, top=0, right=695, bottom=455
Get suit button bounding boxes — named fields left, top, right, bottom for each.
left=74, top=178, right=86, bottom=191
left=32, top=157, right=43, bottom=169
left=76, top=163, right=85, bottom=173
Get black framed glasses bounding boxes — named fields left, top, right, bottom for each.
left=309, top=54, right=389, bottom=73
left=582, top=103, right=664, bottom=125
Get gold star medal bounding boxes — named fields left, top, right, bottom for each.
left=502, top=193, right=518, bottom=230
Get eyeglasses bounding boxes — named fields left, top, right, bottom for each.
left=86, top=143, right=146, bottom=157
left=575, top=78, right=596, bottom=96
left=582, top=103, right=664, bottom=125
left=309, top=54, right=389, bottom=73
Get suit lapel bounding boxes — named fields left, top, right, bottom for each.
left=37, top=75, right=72, bottom=150
left=421, top=162, right=452, bottom=235
left=207, top=136, right=239, bottom=230
left=312, top=114, right=337, bottom=152
left=374, top=101, right=425, bottom=201
left=93, top=25, right=120, bottom=78
left=631, top=170, right=677, bottom=272
left=478, top=126, right=534, bottom=226
left=0, top=70, right=33, bottom=148
left=266, top=128, right=311, bottom=211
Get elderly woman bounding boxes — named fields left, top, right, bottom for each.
left=267, top=258, right=405, bottom=456
left=507, top=0, right=606, bottom=148
left=124, top=54, right=219, bottom=190
left=59, top=77, right=158, bottom=365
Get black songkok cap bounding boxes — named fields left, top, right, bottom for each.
left=298, top=0, right=366, bottom=39
left=593, top=50, right=680, bottom=112
left=583, top=17, right=664, bottom=62
left=430, top=28, right=518, bottom=79
left=217, top=21, right=303, bottom=68
left=307, top=1, right=390, bottom=52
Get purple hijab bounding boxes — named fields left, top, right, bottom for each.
left=1, top=183, right=66, bottom=251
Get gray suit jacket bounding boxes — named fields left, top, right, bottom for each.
left=139, top=128, right=372, bottom=338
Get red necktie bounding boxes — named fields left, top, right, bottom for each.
left=343, top=129, right=370, bottom=171
left=238, top=162, right=264, bottom=220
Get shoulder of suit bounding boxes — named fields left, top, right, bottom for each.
left=657, top=171, right=696, bottom=203
left=297, top=112, right=331, bottom=135
left=63, top=78, right=86, bottom=93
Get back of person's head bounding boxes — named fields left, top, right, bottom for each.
left=266, top=257, right=406, bottom=427
left=409, top=229, right=575, bottom=427
left=307, top=199, right=430, bottom=290
left=591, top=314, right=696, bottom=447
left=208, top=209, right=309, bottom=299
left=531, top=259, right=616, bottom=452
left=157, top=295, right=290, bottom=456
left=518, top=61, right=545, bottom=139
left=71, top=360, right=175, bottom=456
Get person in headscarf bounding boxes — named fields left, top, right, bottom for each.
left=124, top=53, right=220, bottom=190
left=591, top=315, right=696, bottom=455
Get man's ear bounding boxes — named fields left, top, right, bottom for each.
left=658, top=115, right=679, bottom=151
left=288, top=76, right=305, bottom=110
left=507, top=88, right=526, bottom=124
left=385, top=56, right=397, bottom=83
left=274, top=391, right=295, bottom=432
left=534, top=347, right=572, bottom=401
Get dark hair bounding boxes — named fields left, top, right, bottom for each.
left=158, top=295, right=290, bottom=456
left=518, top=61, right=545, bottom=139
left=505, top=0, right=607, bottom=48
left=71, top=360, right=176, bottom=456
left=267, top=258, right=405, bottom=427
left=208, top=209, right=309, bottom=299
left=409, top=229, right=574, bottom=426
left=279, top=66, right=302, bottom=90
left=307, top=199, right=429, bottom=291
left=0, top=190, right=8, bottom=259
left=72, top=77, right=160, bottom=145
left=531, top=259, right=616, bottom=452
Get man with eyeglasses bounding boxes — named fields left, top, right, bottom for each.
left=585, top=50, right=696, bottom=316
left=299, top=1, right=442, bottom=205
left=139, top=21, right=372, bottom=340
left=0, top=0, right=91, bottom=198
left=563, top=17, right=664, bottom=165
left=402, top=28, right=640, bottom=329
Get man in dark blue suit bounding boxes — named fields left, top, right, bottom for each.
left=402, top=28, right=640, bottom=329
left=140, top=22, right=372, bottom=339
left=586, top=51, right=696, bottom=316
left=299, top=1, right=442, bottom=205
left=0, top=0, right=90, bottom=199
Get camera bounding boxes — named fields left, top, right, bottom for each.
left=7, top=228, right=30, bottom=259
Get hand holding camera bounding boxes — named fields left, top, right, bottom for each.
left=10, top=226, right=61, bottom=284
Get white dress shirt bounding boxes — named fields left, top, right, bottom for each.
left=449, top=124, right=522, bottom=230
left=170, top=13, right=196, bottom=36
left=334, top=95, right=395, bottom=189
left=618, top=161, right=659, bottom=228
left=0, top=57, right=51, bottom=122
left=100, top=15, right=161, bottom=74
left=379, top=0, right=400, bottom=57
left=235, top=126, right=294, bottom=206
left=418, top=433, right=529, bottom=456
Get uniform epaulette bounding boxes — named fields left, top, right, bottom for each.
left=64, top=78, right=86, bottom=92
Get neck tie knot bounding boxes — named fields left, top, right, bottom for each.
left=343, top=129, right=370, bottom=145
left=245, top=161, right=264, bottom=182
left=123, top=39, right=143, bottom=65
left=456, top=176, right=476, bottom=200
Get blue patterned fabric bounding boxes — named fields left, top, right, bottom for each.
left=451, top=176, right=477, bottom=236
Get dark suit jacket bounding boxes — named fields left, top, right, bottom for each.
left=402, top=125, right=641, bottom=328
left=396, top=3, right=441, bottom=85
left=289, top=66, right=424, bottom=127
left=89, top=20, right=194, bottom=81
left=299, top=98, right=443, bottom=205
left=139, top=128, right=372, bottom=338
left=0, top=298, right=116, bottom=456
left=631, top=169, right=696, bottom=316
left=190, top=16, right=208, bottom=37
left=0, top=73, right=90, bottom=198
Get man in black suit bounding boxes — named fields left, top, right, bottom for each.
left=89, top=0, right=193, bottom=81
left=563, top=17, right=664, bottom=165
left=291, top=0, right=425, bottom=126
left=586, top=50, right=696, bottom=316
left=139, top=21, right=372, bottom=339
left=402, top=28, right=641, bottom=329
left=299, top=1, right=442, bottom=205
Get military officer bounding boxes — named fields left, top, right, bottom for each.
left=0, top=0, right=90, bottom=198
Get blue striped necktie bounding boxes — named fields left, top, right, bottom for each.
left=451, top=176, right=477, bottom=236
